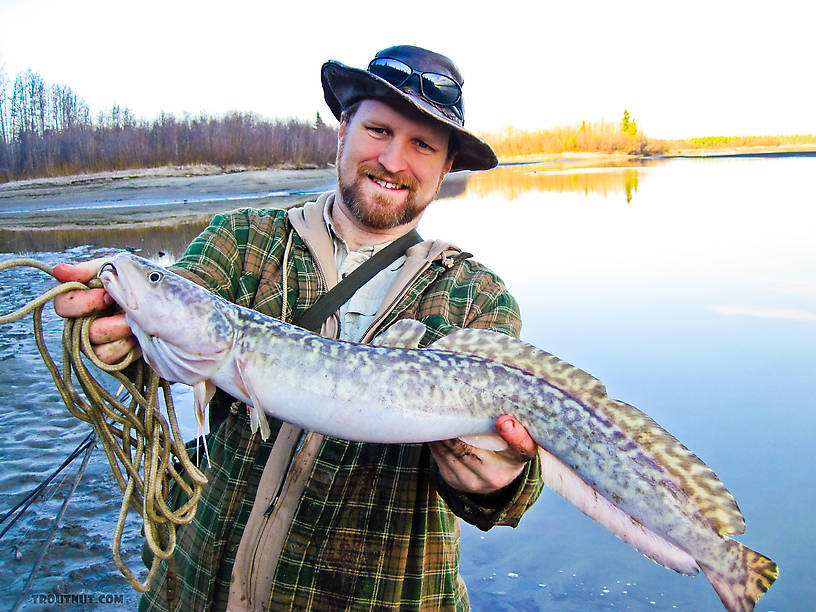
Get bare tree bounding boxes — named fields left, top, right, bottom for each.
left=0, top=67, right=338, bottom=182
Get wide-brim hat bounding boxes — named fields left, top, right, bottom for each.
left=321, top=45, right=498, bottom=172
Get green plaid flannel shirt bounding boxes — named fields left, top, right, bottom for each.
left=139, top=204, right=544, bottom=611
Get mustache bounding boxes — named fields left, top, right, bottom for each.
left=358, top=163, right=419, bottom=191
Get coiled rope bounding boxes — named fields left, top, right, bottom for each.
left=0, top=258, right=207, bottom=594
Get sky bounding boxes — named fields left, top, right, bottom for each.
left=0, top=0, right=814, bottom=139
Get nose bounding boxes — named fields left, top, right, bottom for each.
left=377, top=138, right=409, bottom=174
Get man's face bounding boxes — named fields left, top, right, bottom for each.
left=336, top=99, right=453, bottom=230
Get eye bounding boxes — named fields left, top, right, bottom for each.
left=148, top=271, right=163, bottom=283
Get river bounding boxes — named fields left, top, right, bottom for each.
left=1, top=156, right=813, bottom=610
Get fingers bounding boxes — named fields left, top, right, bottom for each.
left=53, top=259, right=114, bottom=317
left=52, top=258, right=109, bottom=283
left=93, top=336, right=140, bottom=365
left=430, top=416, right=539, bottom=495
left=89, top=313, right=132, bottom=344
left=52, top=259, right=137, bottom=365
left=428, top=439, right=478, bottom=492
left=429, top=439, right=522, bottom=495
left=429, top=439, right=483, bottom=468
left=495, top=415, right=538, bottom=463
left=89, top=314, right=136, bottom=364
left=54, top=287, right=113, bottom=317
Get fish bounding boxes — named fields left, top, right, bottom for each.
left=98, top=251, right=778, bottom=612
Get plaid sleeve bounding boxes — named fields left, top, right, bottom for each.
left=417, top=258, right=544, bottom=530
left=433, top=455, right=543, bottom=531
left=169, top=207, right=289, bottom=309
left=413, top=259, right=521, bottom=343
left=168, top=210, right=249, bottom=299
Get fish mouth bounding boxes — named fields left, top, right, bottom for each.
left=97, top=261, right=117, bottom=279
left=97, top=257, right=139, bottom=311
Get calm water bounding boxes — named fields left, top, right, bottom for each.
left=1, top=157, right=813, bottom=610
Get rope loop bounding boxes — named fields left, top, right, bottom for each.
left=0, top=258, right=207, bottom=593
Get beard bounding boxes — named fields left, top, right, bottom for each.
left=339, top=164, right=428, bottom=230
left=336, top=139, right=444, bottom=231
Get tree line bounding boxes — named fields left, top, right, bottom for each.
left=481, top=110, right=816, bottom=161
left=0, top=68, right=338, bottom=183
left=481, top=113, right=662, bottom=161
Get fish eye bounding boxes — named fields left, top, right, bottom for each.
left=148, top=271, right=163, bottom=283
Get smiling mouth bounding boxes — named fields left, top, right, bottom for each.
left=368, top=175, right=407, bottom=191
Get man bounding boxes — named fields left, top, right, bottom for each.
left=55, top=45, right=544, bottom=611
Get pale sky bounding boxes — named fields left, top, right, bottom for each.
left=1, top=0, right=814, bottom=139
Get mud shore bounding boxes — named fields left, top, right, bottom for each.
left=0, top=165, right=339, bottom=231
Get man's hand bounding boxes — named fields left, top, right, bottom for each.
left=428, top=415, right=538, bottom=496
left=53, top=258, right=138, bottom=364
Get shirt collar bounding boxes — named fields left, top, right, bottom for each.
left=322, top=197, right=393, bottom=258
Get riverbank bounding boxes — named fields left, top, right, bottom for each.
left=496, top=144, right=816, bottom=165
left=0, top=165, right=338, bottom=231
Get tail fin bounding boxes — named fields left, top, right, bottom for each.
left=701, top=539, right=778, bottom=612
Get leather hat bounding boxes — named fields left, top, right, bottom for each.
left=321, top=45, right=498, bottom=172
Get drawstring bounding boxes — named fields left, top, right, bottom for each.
left=281, top=229, right=294, bottom=324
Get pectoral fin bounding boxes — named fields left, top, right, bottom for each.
left=235, top=355, right=272, bottom=440
left=193, top=380, right=216, bottom=427
left=193, top=380, right=215, bottom=468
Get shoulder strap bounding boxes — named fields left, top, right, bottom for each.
left=209, top=228, right=422, bottom=432
left=295, top=229, right=422, bottom=333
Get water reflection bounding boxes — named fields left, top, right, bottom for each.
left=0, top=220, right=210, bottom=260
left=455, top=159, right=647, bottom=204
left=1, top=159, right=647, bottom=256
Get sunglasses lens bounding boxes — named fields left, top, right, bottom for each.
left=420, top=73, right=461, bottom=106
left=368, top=57, right=413, bottom=87
left=369, top=57, right=462, bottom=108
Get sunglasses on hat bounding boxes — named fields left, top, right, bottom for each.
left=368, top=57, right=463, bottom=120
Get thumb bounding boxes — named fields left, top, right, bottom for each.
left=53, top=258, right=109, bottom=283
left=496, top=415, right=538, bottom=462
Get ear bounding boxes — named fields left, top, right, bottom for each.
left=338, top=110, right=353, bottom=141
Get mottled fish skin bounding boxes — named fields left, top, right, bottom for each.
left=98, top=253, right=778, bottom=611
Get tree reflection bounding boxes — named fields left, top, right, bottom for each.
left=456, top=160, right=646, bottom=204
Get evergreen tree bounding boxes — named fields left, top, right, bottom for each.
left=621, top=109, right=638, bottom=136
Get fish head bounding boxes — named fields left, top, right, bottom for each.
left=98, top=252, right=235, bottom=384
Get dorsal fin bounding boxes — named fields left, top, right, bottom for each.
left=371, top=319, right=427, bottom=348
left=602, top=399, right=746, bottom=536
left=430, top=328, right=746, bottom=536
left=429, top=328, right=607, bottom=405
